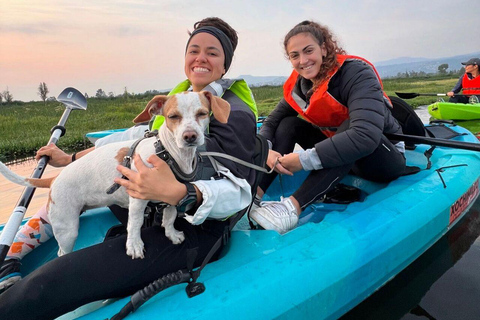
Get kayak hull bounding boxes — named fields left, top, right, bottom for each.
left=428, top=102, right=480, bottom=120
left=2, top=124, right=480, bottom=320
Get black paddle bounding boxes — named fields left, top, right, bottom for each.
left=386, top=132, right=480, bottom=152
left=0, top=87, right=87, bottom=265
left=395, top=92, right=469, bottom=99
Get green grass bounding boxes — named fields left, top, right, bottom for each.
left=0, top=76, right=469, bottom=163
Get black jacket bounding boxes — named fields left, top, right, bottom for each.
left=260, top=59, right=403, bottom=168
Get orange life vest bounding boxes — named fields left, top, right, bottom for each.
left=283, top=54, right=390, bottom=137
left=461, top=73, right=480, bottom=95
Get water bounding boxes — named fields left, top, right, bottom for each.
left=341, top=106, right=480, bottom=319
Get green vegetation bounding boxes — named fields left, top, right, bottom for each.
left=382, top=76, right=459, bottom=107
left=0, top=75, right=470, bottom=163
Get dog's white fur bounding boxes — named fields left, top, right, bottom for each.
left=0, top=91, right=230, bottom=259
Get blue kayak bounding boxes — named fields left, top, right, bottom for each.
left=2, top=123, right=480, bottom=320
left=85, top=129, right=127, bottom=144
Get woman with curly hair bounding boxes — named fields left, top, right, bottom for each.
left=250, top=20, right=407, bottom=234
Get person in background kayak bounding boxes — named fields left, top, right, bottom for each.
left=447, top=57, right=480, bottom=103
left=250, top=20, right=407, bottom=234
left=0, top=17, right=257, bottom=319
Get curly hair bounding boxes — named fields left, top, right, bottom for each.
left=190, top=17, right=238, bottom=51
left=284, top=20, right=346, bottom=89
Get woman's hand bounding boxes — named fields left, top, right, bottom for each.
left=114, top=154, right=186, bottom=205
left=278, top=153, right=303, bottom=173
left=447, top=91, right=454, bottom=97
left=35, top=144, right=71, bottom=167
left=267, top=149, right=293, bottom=176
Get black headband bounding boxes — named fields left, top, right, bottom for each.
left=186, top=26, right=234, bottom=73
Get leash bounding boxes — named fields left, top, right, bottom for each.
left=200, top=151, right=276, bottom=174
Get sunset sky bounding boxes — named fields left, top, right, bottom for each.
left=1, top=0, right=477, bottom=101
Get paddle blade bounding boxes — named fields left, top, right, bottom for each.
left=57, top=87, right=87, bottom=110
left=395, top=92, right=419, bottom=99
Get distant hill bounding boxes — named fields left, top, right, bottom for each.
left=236, top=51, right=480, bottom=85
left=375, top=51, right=480, bottom=78
left=237, top=75, right=287, bottom=87
left=374, top=56, right=431, bottom=67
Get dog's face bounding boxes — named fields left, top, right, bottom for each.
left=134, top=91, right=231, bottom=149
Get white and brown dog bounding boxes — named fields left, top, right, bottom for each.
left=0, top=91, right=230, bottom=259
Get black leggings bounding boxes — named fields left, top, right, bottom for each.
left=259, top=116, right=406, bottom=209
left=0, top=209, right=228, bottom=320
left=449, top=95, right=480, bottom=104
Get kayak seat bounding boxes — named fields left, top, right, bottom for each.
left=425, top=123, right=464, bottom=140
left=388, top=96, right=427, bottom=149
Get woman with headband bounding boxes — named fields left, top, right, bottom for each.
left=0, top=17, right=257, bottom=319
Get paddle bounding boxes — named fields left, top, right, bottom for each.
left=386, top=132, right=480, bottom=152
left=0, top=87, right=87, bottom=264
left=395, top=92, right=469, bottom=99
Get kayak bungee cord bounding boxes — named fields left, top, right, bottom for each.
left=108, top=270, right=192, bottom=320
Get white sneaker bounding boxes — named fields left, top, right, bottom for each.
left=250, top=197, right=298, bottom=234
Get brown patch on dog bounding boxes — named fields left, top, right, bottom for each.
left=25, top=176, right=56, bottom=188
left=115, top=147, right=131, bottom=164
left=162, top=95, right=179, bottom=132
left=133, top=95, right=170, bottom=123
left=200, top=91, right=231, bottom=123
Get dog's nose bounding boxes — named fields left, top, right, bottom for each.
left=183, top=132, right=197, bottom=144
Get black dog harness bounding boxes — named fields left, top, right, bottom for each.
left=106, top=130, right=200, bottom=195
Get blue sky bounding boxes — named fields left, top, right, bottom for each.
left=0, top=0, right=477, bottom=101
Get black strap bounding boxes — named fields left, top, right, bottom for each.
left=106, top=135, right=146, bottom=194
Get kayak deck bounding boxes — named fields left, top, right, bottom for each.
left=2, top=124, right=480, bottom=320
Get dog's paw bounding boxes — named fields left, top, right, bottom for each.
left=165, top=229, right=185, bottom=245
left=126, top=238, right=145, bottom=259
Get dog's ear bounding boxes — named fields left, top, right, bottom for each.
left=201, top=91, right=231, bottom=124
left=133, top=95, right=169, bottom=124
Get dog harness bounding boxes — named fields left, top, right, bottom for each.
left=106, top=130, right=201, bottom=195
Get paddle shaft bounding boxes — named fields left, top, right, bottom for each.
left=386, top=133, right=480, bottom=152
left=395, top=92, right=470, bottom=99
left=0, top=108, right=73, bottom=263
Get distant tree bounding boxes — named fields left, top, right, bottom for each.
left=438, top=63, right=449, bottom=74
left=95, top=89, right=107, bottom=99
left=85, top=93, right=89, bottom=99
left=0, top=92, right=3, bottom=104
left=123, top=87, right=129, bottom=100
left=2, top=88, right=13, bottom=103
left=108, top=92, right=115, bottom=99
left=47, top=96, right=56, bottom=102
left=38, top=82, right=49, bottom=105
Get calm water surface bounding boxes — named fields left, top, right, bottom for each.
left=342, top=106, right=480, bottom=319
